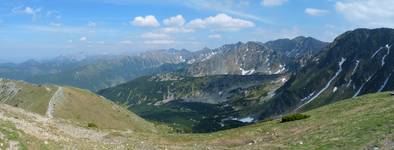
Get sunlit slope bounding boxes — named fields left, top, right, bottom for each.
left=0, top=78, right=157, bottom=132
left=156, top=92, right=394, bottom=149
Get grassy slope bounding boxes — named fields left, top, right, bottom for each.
left=54, top=87, right=158, bottom=132
left=0, top=80, right=56, bottom=115
left=0, top=79, right=158, bottom=133
left=153, top=92, right=394, bottom=149
left=1, top=81, right=393, bottom=149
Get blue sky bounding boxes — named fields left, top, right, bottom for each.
left=0, top=0, right=393, bottom=62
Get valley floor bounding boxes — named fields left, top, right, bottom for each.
left=0, top=92, right=393, bottom=149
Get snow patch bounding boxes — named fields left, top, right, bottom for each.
left=240, top=68, right=255, bottom=75
left=378, top=72, right=392, bottom=92
left=333, top=87, right=338, bottom=92
left=381, top=44, right=391, bottom=66
left=297, top=58, right=346, bottom=110
left=237, top=117, right=254, bottom=123
left=274, top=64, right=286, bottom=74
left=178, top=55, right=185, bottom=62
left=351, top=60, right=360, bottom=76
left=346, top=79, right=352, bottom=88
left=371, top=47, right=384, bottom=59
left=201, top=52, right=217, bottom=61
left=187, top=58, right=196, bottom=64
left=353, top=76, right=372, bottom=98
left=301, top=91, right=315, bottom=102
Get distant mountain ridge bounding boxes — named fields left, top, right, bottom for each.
left=0, top=37, right=327, bottom=91
left=186, top=37, right=328, bottom=76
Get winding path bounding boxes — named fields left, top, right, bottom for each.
left=46, top=87, right=64, bottom=119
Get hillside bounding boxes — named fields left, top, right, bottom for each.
left=258, top=28, right=394, bottom=119
left=0, top=78, right=157, bottom=132
left=98, top=73, right=287, bottom=132
left=1, top=90, right=393, bottom=149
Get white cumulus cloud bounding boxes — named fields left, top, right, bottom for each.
left=161, top=14, right=193, bottom=33
left=336, top=0, right=394, bottom=27
left=187, top=13, right=255, bottom=31
left=12, top=6, right=42, bottom=20
left=163, top=15, right=186, bottom=27
left=261, top=0, right=287, bottom=6
left=305, top=8, right=328, bottom=16
left=132, top=15, right=160, bottom=27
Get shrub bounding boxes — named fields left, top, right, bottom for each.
left=87, top=123, right=97, bottom=128
left=280, top=114, right=310, bottom=123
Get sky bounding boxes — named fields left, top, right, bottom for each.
left=1, top=0, right=394, bottom=62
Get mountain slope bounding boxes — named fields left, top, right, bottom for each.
left=0, top=78, right=157, bottom=132
left=1, top=91, right=393, bottom=149
left=258, top=28, right=394, bottom=119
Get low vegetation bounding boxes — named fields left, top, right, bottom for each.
left=87, top=123, right=97, bottom=128
left=280, top=114, right=310, bottom=123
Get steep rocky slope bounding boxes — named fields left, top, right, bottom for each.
left=259, top=28, right=394, bottom=119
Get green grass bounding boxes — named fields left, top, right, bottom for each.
left=0, top=80, right=56, bottom=115
left=150, top=92, right=394, bottom=149
left=53, top=87, right=159, bottom=132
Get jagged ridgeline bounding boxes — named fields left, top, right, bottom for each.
left=0, top=37, right=327, bottom=92
left=260, top=28, right=394, bottom=119
left=186, top=37, right=328, bottom=76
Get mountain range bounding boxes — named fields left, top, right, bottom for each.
left=0, top=36, right=327, bottom=92
left=0, top=28, right=393, bottom=135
